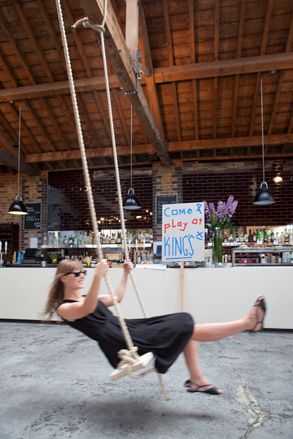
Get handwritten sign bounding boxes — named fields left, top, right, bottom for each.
left=162, top=202, right=205, bottom=262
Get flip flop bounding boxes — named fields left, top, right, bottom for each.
left=251, top=296, right=267, bottom=332
left=184, top=380, right=222, bottom=395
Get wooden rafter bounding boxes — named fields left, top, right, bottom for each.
left=153, top=52, right=293, bottom=83
left=125, top=0, right=139, bottom=64
left=213, top=0, right=219, bottom=139
left=163, top=0, right=181, bottom=141
left=189, top=0, right=199, bottom=140
left=138, top=2, right=165, bottom=137
left=81, top=0, right=170, bottom=166
left=0, top=118, right=37, bottom=174
left=1, top=52, right=292, bottom=103
left=267, top=13, right=293, bottom=135
left=0, top=8, right=54, bottom=155
left=112, top=89, right=130, bottom=145
left=25, top=133, right=293, bottom=163
left=172, top=83, right=181, bottom=141
left=0, top=147, right=37, bottom=175
left=248, top=0, right=274, bottom=136
left=231, top=0, right=246, bottom=137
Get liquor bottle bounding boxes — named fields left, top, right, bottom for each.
left=256, top=229, right=260, bottom=244
left=263, top=228, right=268, bottom=244
left=248, top=229, right=253, bottom=242
left=252, top=229, right=257, bottom=243
left=273, top=232, right=279, bottom=245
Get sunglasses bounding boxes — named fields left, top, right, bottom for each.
left=63, top=270, right=87, bottom=278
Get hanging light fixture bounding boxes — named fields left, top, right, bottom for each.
left=8, top=104, right=28, bottom=215
left=123, top=105, right=141, bottom=211
left=253, top=78, right=275, bottom=206
left=272, top=161, right=283, bottom=183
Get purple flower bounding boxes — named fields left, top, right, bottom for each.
left=204, top=195, right=238, bottom=229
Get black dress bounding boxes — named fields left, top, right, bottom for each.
left=60, top=299, right=194, bottom=374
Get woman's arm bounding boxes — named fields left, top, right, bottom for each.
left=57, top=259, right=108, bottom=321
left=100, top=260, right=133, bottom=307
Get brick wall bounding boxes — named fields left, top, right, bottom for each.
left=0, top=171, right=22, bottom=251
left=47, top=168, right=153, bottom=230
left=152, top=162, right=183, bottom=240
left=183, top=164, right=293, bottom=226
left=0, top=171, right=47, bottom=250
left=1, top=162, right=292, bottom=253
left=22, top=173, right=48, bottom=249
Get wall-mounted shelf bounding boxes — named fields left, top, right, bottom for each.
left=232, top=246, right=293, bottom=266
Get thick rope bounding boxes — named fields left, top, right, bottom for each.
left=95, top=3, right=168, bottom=398
left=55, top=0, right=138, bottom=359
left=56, top=0, right=169, bottom=399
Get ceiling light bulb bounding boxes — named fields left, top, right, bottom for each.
left=273, top=175, right=283, bottom=183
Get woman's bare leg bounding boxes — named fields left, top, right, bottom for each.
left=192, top=297, right=265, bottom=342
left=183, top=340, right=223, bottom=393
left=183, top=340, right=205, bottom=383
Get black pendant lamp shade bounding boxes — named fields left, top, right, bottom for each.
left=123, top=105, right=141, bottom=211
left=253, top=78, right=275, bottom=207
left=253, top=182, right=275, bottom=206
left=123, top=188, right=141, bottom=211
left=8, top=196, right=28, bottom=215
left=8, top=104, right=28, bottom=215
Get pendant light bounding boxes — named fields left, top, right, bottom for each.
left=8, top=104, right=28, bottom=215
left=123, top=105, right=141, bottom=210
left=253, top=78, right=275, bottom=206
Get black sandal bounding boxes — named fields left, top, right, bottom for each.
left=184, top=380, right=222, bottom=395
left=251, top=296, right=267, bottom=332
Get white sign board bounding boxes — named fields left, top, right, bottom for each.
left=162, top=202, right=205, bottom=262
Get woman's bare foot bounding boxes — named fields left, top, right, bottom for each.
left=185, top=378, right=223, bottom=394
left=246, top=295, right=266, bottom=331
left=187, top=379, right=223, bottom=395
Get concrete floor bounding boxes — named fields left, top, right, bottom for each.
left=0, top=322, right=292, bottom=439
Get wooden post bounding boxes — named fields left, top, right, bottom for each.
left=126, top=0, right=139, bottom=64
left=179, top=261, right=185, bottom=312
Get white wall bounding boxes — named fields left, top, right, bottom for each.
left=0, top=266, right=292, bottom=329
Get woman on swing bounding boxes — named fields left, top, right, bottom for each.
left=45, top=259, right=266, bottom=395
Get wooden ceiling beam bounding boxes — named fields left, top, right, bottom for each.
left=25, top=133, right=293, bottom=163
left=213, top=0, right=220, bottom=139
left=112, top=89, right=130, bottom=145
left=172, top=83, right=181, bottom=141
left=183, top=152, right=293, bottom=162
left=1, top=51, right=292, bottom=103
left=267, top=13, right=293, bottom=135
left=81, top=0, right=170, bottom=166
left=138, top=2, right=165, bottom=137
left=0, top=147, right=37, bottom=175
left=154, top=52, right=293, bottom=83
left=126, top=0, right=139, bottom=64
left=249, top=0, right=274, bottom=136
left=0, top=10, right=53, bottom=153
left=231, top=0, right=246, bottom=137
left=0, top=76, right=120, bottom=102
left=14, top=0, right=54, bottom=81
left=189, top=0, right=199, bottom=140
left=163, top=0, right=174, bottom=66
left=163, top=0, right=181, bottom=141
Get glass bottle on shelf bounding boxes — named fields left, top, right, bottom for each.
left=273, top=232, right=279, bottom=245
left=252, top=229, right=256, bottom=243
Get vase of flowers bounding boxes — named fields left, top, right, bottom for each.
left=204, top=195, right=238, bottom=265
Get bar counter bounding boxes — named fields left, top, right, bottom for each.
left=0, top=266, right=292, bottom=329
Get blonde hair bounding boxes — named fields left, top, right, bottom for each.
left=44, top=259, right=83, bottom=319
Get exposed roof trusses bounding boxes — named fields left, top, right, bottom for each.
left=0, top=0, right=292, bottom=172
